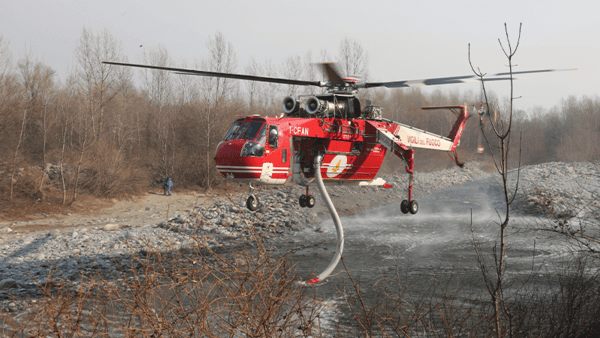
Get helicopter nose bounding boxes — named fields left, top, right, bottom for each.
left=214, top=140, right=258, bottom=179
left=215, top=141, right=240, bottom=163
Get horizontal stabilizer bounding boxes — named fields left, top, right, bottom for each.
left=358, top=178, right=392, bottom=188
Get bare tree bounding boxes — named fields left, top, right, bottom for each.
left=281, top=54, right=303, bottom=96
left=0, top=34, right=12, bottom=82
left=244, top=56, right=262, bottom=109
left=469, top=23, right=524, bottom=338
left=54, top=73, right=78, bottom=204
left=70, top=94, right=91, bottom=204
left=175, top=59, right=198, bottom=107
left=70, top=28, right=128, bottom=202
left=198, top=31, right=237, bottom=189
left=8, top=100, right=26, bottom=201
left=75, top=27, right=127, bottom=139
left=259, top=58, right=280, bottom=112
left=303, top=50, right=317, bottom=95
left=0, top=34, right=18, bottom=150
left=142, top=44, right=174, bottom=179
left=201, top=31, right=238, bottom=106
left=337, top=37, right=369, bottom=80
left=17, top=53, right=57, bottom=200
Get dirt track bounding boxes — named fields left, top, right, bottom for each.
left=0, top=162, right=491, bottom=243
left=0, top=191, right=225, bottom=242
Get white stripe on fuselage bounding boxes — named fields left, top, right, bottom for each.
left=217, top=165, right=289, bottom=170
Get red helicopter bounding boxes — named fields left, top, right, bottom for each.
left=103, top=60, right=571, bottom=283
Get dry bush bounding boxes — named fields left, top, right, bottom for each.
left=0, top=162, right=38, bottom=199
left=79, top=144, right=149, bottom=198
left=332, top=256, right=600, bottom=337
left=333, top=258, right=502, bottom=337
left=508, top=258, right=600, bottom=338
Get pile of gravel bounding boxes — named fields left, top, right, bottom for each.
left=511, top=161, right=599, bottom=219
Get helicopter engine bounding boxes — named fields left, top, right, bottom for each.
left=306, top=96, right=347, bottom=115
left=282, top=96, right=299, bottom=114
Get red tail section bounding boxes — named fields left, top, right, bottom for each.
left=421, top=105, right=469, bottom=152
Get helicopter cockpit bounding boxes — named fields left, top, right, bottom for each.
left=223, top=118, right=268, bottom=157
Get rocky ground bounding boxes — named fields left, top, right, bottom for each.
left=511, top=161, right=600, bottom=219
left=0, top=160, right=598, bottom=312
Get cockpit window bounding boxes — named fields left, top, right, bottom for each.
left=256, top=124, right=267, bottom=145
left=241, top=121, right=264, bottom=140
left=269, top=125, right=278, bottom=149
left=224, top=121, right=242, bottom=140
left=225, top=120, right=266, bottom=141
left=232, top=121, right=249, bottom=139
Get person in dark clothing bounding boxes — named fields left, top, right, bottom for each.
left=163, top=177, right=173, bottom=196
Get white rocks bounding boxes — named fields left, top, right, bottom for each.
left=511, top=161, right=599, bottom=217
left=0, top=227, right=12, bottom=233
left=103, top=224, right=120, bottom=231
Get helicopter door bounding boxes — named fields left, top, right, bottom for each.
left=260, top=162, right=273, bottom=180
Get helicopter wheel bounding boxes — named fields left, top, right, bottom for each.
left=306, top=195, right=316, bottom=208
left=409, top=200, right=418, bottom=215
left=299, top=195, right=307, bottom=208
left=400, top=200, right=409, bottom=214
left=246, top=195, right=259, bottom=211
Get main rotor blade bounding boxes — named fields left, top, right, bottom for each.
left=490, top=68, right=578, bottom=77
left=364, top=68, right=578, bottom=89
left=319, top=62, right=345, bottom=85
left=102, top=61, right=326, bottom=87
left=365, top=76, right=511, bottom=88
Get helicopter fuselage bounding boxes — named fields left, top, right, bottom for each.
left=213, top=110, right=465, bottom=188
left=214, top=115, right=391, bottom=187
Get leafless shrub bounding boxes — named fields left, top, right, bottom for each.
left=79, top=143, right=149, bottom=198
left=508, top=257, right=600, bottom=338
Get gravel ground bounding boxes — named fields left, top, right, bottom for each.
left=1, top=160, right=598, bottom=311
left=511, top=161, right=600, bottom=219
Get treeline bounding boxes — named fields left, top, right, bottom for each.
left=0, top=28, right=598, bottom=203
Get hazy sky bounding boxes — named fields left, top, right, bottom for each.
left=1, top=0, right=597, bottom=111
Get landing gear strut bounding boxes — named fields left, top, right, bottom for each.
left=246, top=183, right=259, bottom=211
left=299, top=187, right=315, bottom=208
left=399, top=148, right=418, bottom=215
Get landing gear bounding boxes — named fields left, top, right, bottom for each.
left=299, top=187, right=315, bottom=208
left=246, top=183, right=259, bottom=211
left=400, top=200, right=409, bottom=214
left=299, top=195, right=307, bottom=207
left=306, top=195, right=316, bottom=208
left=398, top=147, right=419, bottom=215
left=408, top=200, right=418, bottom=214
left=401, top=199, right=418, bottom=214
left=246, top=195, right=259, bottom=211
